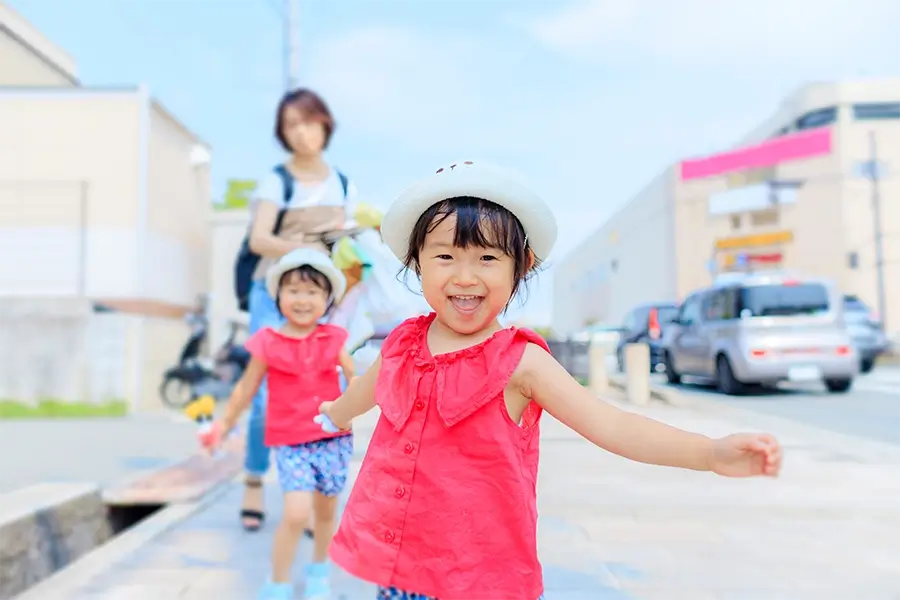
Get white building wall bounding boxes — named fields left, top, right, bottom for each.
left=208, top=209, right=251, bottom=350
left=552, top=167, right=678, bottom=335
left=0, top=90, right=143, bottom=298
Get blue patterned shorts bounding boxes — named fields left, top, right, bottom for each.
left=376, top=586, right=544, bottom=599
left=376, top=587, right=436, bottom=600
left=273, top=435, right=353, bottom=495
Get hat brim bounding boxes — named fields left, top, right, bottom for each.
left=381, top=163, right=557, bottom=264
left=265, top=249, right=347, bottom=304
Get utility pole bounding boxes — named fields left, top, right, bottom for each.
left=868, top=130, right=888, bottom=327
left=283, top=0, right=300, bottom=90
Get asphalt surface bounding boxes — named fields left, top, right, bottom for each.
left=659, top=366, right=900, bottom=445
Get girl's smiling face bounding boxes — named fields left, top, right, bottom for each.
left=419, top=213, right=517, bottom=335
left=277, top=268, right=331, bottom=328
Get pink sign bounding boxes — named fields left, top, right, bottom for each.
left=680, top=128, right=832, bottom=181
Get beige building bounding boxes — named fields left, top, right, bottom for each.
left=553, top=79, right=900, bottom=337
left=0, top=3, right=213, bottom=409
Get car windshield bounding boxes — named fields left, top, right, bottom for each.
left=740, top=283, right=830, bottom=317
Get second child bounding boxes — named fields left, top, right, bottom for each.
left=204, top=248, right=354, bottom=600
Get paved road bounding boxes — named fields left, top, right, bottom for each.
left=0, top=412, right=198, bottom=493
left=657, top=366, right=900, bottom=446
left=23, top=394, right=900, bottom=600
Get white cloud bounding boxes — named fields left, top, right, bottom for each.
left=522, top=0, right=900, bottom=70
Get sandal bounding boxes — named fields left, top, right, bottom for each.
left=241, top=477, right=265, bottom=532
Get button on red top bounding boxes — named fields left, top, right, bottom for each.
left=329, top=313, right=549, bottom=600
left=244, top=324, right=350, bottom=447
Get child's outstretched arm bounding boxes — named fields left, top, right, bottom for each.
left=218, top=357, right=267, bottom=435
left=519, top=345, right=781, bottom=477
left=320, top=355, right=381, bottom=429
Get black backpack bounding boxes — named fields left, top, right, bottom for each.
left=233, top=165, right=349, bottom=312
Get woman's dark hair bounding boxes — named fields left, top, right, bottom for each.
left=275, top=88, right=335, bottom=152
left=402, top=196, right=540, bottom=305
left=276, top=265, right=333, bottom=314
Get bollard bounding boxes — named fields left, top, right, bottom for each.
left=587, top=339, right=609, bottom=396
left=624, top=343, right=650, bottom=406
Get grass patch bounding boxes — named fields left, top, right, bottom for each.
left=0, top=399, right=129, bottom=419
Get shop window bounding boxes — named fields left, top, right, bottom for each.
left=848, top=251, right=859, bottom=270
left=794, top=107, right=838, bottom=131
left=853, top=102, right=900, bottom=121
left=730, top=215, right=741, bottom=230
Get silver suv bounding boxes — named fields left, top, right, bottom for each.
left=660, top=272, right=858, bottom=395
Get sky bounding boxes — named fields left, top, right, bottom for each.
left=9, top=0, right=900, bottom=325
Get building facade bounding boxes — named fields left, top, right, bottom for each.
left=553, top=79, right=900, bottom=336
left=0, top=4, right=213, bottom=409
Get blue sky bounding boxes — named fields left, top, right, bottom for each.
left=10, top=0, right=900, bottom=325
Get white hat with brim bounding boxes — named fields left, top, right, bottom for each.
left=265, top=248, right=347, bottom=303
left=380, top=161, right=558, bottom=263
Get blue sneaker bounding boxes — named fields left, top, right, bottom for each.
left=304, top=562, right=331, bottom=599
left=258, top=581, right=294, bottom=600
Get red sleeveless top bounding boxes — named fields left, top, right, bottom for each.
left=330, top=313, right=549, bottom=600
left=244, top=324, right=349, bottom=447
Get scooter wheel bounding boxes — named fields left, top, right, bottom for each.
left=159, top=376, right=194, bottom=409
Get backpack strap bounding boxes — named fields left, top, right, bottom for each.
left=336, top=170, right=349, bottom=200
left=272, top=164, right=294, bottom=235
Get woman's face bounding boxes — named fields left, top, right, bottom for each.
left=281, top=104, right=326, bottom=156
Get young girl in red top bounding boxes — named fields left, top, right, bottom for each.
left=316, top=161, right=783, bottom=600
left=204, top=248, right=354, bottom=600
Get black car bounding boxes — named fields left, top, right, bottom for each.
left=615, top=302, right=680, bottom=372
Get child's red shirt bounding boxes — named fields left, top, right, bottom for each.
left=244, top=324, right=349, bottom=447
left=330, top=313, right=548, bottom=599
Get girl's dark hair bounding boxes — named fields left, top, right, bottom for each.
left=275, top=88, right=335, bottom=152
left=402, top=196, right=540, bottom=305
left=276, top=265, right=333, bottom=314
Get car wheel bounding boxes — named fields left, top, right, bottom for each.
left=825, top=378, right=853, bottom=393
left=715, top=354, right=746, bottom=396
left=664, top=351, right=681, bottom=384
left=859, top=358, right=875, bottom=374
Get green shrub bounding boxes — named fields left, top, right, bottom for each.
left=0, top=398, right=129, bottom=419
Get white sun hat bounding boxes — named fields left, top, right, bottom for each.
left=380, top=160, right=558, bottom=263
left=265, top=248, right=347, bottom=303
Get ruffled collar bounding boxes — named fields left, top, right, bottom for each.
left=375, top=313, right=528, bottom=430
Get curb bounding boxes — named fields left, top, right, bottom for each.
left=15, top=478, right=237, bottom=600
left=607, top=374, right=690, bottom=407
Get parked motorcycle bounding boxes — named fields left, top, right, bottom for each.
left=159, top=319, right=250, bottom=409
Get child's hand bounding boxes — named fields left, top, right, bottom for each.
left=198, top=421, right=224, bottom=454
left=314, top=402, right=344, bottom=433
left=708, top=433, right=782, bottom=477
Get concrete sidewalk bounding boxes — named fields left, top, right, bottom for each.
left=21, top=392, right=900, bottom=600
